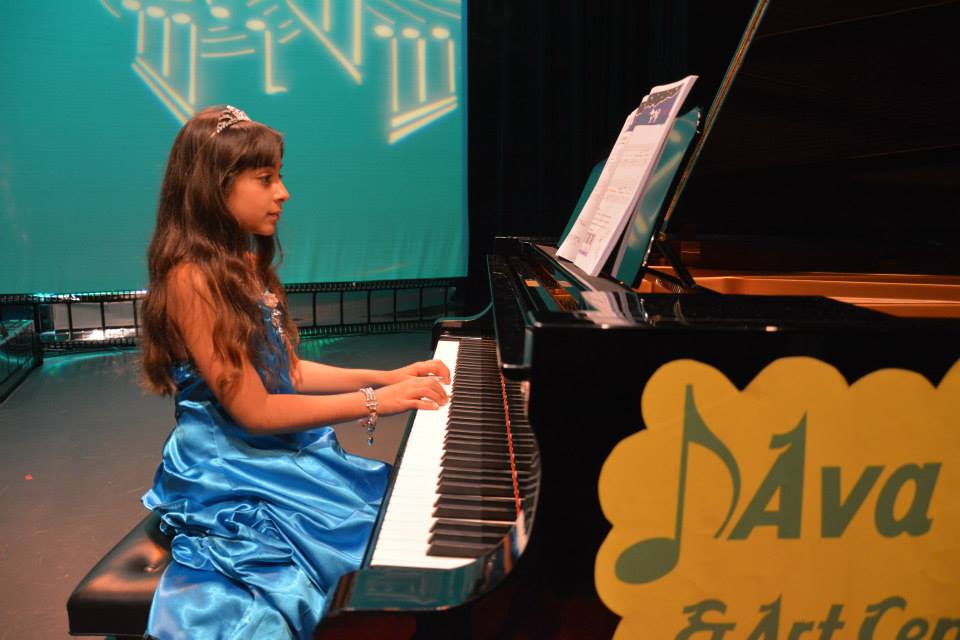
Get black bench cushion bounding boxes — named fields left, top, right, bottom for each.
left=64, top=513, right=425, bottom=639
left=67, top=512, right=171, bottom=637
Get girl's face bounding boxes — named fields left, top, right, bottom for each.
left=225, top=164, right=289, bottom=236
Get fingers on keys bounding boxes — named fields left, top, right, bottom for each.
left=423, top=359, right=451, bottom=383
left=417, top=378, right=447, bottom=408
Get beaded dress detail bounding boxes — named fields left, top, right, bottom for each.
left=141, top=293, right=389, bottom=640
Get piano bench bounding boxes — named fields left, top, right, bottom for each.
left=66, top=514, right=416, bottom=639
left=66, top=512, right=171, bottom=637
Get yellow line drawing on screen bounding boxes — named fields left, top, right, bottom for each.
left=102, top=0, right=460, bottom=142
left=595, top=358, right=960, bottom=640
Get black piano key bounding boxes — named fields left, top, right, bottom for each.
left=438, top=479, right=516, bottom=497
left=449, top=405, right=504, bottom=413
left=447, top=435, right=515, bottom=446
left=445, top=433, right=508, bottom=444
left=448, top=405, right=505, bottom=415
left=443, top=450, right=514, bottom=463
left=446, top=427, right=507, bottom=436
left=444, top=435, right=531, bottom=449
left=441, top=459, right=515, bottom=473
left=448, top=406, right=506, bottom=417
left=446, top=429, right=525, bottom=441
left=446, top=431, right=527, bottom=443
left=435, top=494, right=518, bottom=509
left=449, top=380, right=501, bottom=388
left=451, top=387, right=501, bottom=395
left=448, top=420, right=506, bottom=431
left=445, top=430, right=507, bottom=440
left=447, top=423, right=507, bottom=434
left=440, top=469, right=515, bottom=484
left=451, top=374, right=499, bottom=382
left=440, top=463, right=511, bottom=477
left=447, top=424, right=507, bottom=434
left=450, top=387, right=501, bottom=395
left=429, top=535, right=505, bottom=553
left=427, top=539, right=498, bottom=558
left=442, top=458, right=514, bottom=472
left=430, top=529, right=507, bottom=546
left=444, top=435, right=511, bottom=448
left=439, top=477, right=519, bottom=494
left=440, top=451, right=510, bottom=469
left=433, top=501, right=517, bottom=522
left=443, top=440, right=524, bottom=455
left=444, top=437, right=536, bottom=453
left=441, top=461, right=512, bottom=474
left=448, top=400, right=504, bottom=409
left=442, top=453, right=536, bottom=470
left=432, top=513, right=509, bottom=527
left=431, top=519, right=512, bottom=537
left=447, top=419, right=508, bottom=430
left=443, top=446, right=512, bottom=459
left=449, top=409, right=506, bottom=420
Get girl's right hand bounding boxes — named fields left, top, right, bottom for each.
left=375, top=376, right=449, bottom=414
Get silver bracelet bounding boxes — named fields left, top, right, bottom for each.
left=358, top=387, right=378, bottom=446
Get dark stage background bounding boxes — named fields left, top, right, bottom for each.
left=465, top=0, right=685, bottom=309
left=465, top=0, right=960, bottom=311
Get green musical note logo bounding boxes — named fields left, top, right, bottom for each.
left=615, top=385, right=741, bottom=584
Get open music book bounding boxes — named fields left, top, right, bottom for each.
left=557, top=76, right=697, bottom=276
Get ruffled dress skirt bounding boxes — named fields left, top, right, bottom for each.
left=142, top=302, right=390, bottom=639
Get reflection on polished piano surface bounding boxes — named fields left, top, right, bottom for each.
left=321, top=1, right=960, bottom=637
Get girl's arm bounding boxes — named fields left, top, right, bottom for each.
left=293, top=359, right=450, bottom=394
left=168, top=265, right=447, bottom=435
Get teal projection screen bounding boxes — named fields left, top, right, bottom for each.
left=0, top=0, right=466, bottom=294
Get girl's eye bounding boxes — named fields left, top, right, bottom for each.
left=259, top=175, right=272, bottom=185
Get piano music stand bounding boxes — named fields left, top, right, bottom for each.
left=609, top=107, right=702, bottom=290
left=557, top=108, right=702, bottom=291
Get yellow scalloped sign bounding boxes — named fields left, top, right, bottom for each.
left=596, top=357, right=960, bottom=639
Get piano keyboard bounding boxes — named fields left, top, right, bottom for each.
left=370, top=337, right=537, bottom=569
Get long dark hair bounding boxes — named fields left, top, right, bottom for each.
left=141, top=106, right=299, bottom=397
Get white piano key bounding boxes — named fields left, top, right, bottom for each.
left=371, top=339, right=472, bottom=569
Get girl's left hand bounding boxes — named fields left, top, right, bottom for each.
left=391, top=359, right=451, bottom=384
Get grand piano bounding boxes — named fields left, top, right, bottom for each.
left=320, top=0, right=960, bottom=637
left=66, top=1, right=959, bottom=637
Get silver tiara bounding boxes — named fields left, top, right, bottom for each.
left=213, top=105, right=250, bottom=135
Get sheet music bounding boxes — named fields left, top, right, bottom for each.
left=557, top=76, right=697, bottom=275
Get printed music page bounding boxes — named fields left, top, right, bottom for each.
left=557, top=76, right=697, bottom=275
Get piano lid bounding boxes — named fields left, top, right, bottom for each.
left=658, top=0, right=960, bottom=275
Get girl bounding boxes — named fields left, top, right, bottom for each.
left=139, top=105, right=449, bottom=640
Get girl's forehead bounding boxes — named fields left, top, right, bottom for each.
left=250, top=163, right=282, bottom=171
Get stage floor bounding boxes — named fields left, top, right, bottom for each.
left=0, top=330, right=435, bottom=639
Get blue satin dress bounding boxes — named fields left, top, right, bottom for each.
left=141, top=296, right=390, bottom=640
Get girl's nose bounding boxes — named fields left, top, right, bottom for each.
left=276, top=180, right=290, bottom=202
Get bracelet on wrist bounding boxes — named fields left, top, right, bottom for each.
left=358, top=387, right=378, bottom=446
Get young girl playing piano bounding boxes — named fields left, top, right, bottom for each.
left=139, top=105, right=449, bottom=640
